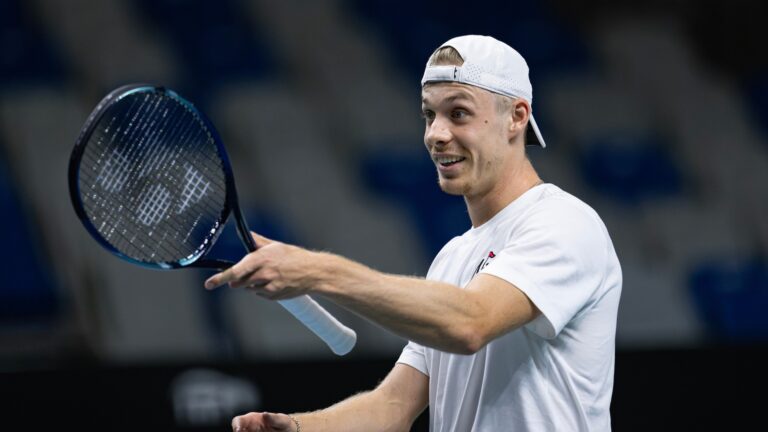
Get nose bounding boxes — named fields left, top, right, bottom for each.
left=424, top=116, right=451, bottom=149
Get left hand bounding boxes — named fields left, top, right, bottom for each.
left=204, top=232, right=319, bottom=300
left=232, top=412, right=296, bottom=431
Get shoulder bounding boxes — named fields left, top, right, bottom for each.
left=524, top=185, right=606, bottom=235
left=532, top=184, right=601, bottom=218
left=511, top=185, right=611, bottom=259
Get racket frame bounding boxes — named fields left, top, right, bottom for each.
left=68, top=84, right=252, bottom=270
left=69, top=84, right=357, bottom=355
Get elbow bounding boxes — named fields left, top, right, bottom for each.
left=450, top=325, right=488, bottom=355
left=461, top=334, right=486, bottom=355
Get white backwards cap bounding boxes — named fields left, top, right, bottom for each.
left=421, top=35, right=546, bottom=148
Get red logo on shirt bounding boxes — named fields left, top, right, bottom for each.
left=473, top=251, right=496, bottom=276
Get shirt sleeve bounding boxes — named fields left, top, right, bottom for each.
left=481, top=199, right=607, bottom=339
left=397, top=341, right=429, bottom=376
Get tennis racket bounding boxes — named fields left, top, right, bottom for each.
left=68, top=84, right=356, bottom=355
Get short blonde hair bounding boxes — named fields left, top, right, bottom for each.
left=426, top=46, right=514, bottom=115
left=428, top=46, right=465, bottom=67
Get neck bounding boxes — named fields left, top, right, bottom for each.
left=465, top=157, right=542, bottom=227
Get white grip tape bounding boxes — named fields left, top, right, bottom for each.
left=278, top=295, right=357, bottom=355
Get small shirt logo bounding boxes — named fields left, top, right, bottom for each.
left=473, top=251, right=496, bottom=276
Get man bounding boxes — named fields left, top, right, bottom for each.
left=205, top=35, right=622, bottom=431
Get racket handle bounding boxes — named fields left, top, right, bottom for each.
left=277, top=296, right=357, bottom=355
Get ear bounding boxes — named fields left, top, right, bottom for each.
left=508, top=99, right=531, bottom=144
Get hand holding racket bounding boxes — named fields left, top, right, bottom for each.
left=68, top=84, right=356, bottom=355
left=204, top=231, right=319, bottom=298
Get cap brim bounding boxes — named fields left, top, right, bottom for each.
left=526, top=114, right=546, bottom=148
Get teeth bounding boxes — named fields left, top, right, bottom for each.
left=437, top=156, right=464, bottom=164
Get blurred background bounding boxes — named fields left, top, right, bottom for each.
left=1, top=0, right=766, bottom=430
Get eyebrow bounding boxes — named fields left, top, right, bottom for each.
left=421, top=89, right=477, bottom=106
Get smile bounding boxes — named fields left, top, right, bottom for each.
left=435, top=156, right=466, bottom=167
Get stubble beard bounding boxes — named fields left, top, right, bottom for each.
left=437, top=174, right=472, bottom=197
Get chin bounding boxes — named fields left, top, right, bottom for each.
left=437, top=178, right=468, bottom=196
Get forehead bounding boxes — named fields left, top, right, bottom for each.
left=421, top=82, right=491, bottom=106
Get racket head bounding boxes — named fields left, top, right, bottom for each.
left=68, top=84, right=239, bottom=269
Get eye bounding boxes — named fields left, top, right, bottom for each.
left=451, top=109, right=468, bottom=119
left=421, top=110, right=435, bottom=121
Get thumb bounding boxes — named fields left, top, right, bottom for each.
left=250, top=231, right=274, bottom=248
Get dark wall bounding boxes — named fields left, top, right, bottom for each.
left=3, top=346, right=764, bottom=431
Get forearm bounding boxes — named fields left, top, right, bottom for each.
left=232, top=364, right=426, bottom=432
left=293, top=388, right=412, bottom=432
left=310, top=252, right=485, bottom=353
left=204, top=238, right=534, bottom=353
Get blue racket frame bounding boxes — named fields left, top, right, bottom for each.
left=68, top=84, right=257, bottom=270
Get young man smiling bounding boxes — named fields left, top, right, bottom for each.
left=207, top=35, right=622, bottom=432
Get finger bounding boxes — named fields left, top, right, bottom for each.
left=230, top=270, right=270, bottom=289
left=205, top=255, right=261, bottom=290
left=232, top=412, right=269, bottom=431
left=265, top=282, right=297, bottom=300
left=231, top=414, right=249, bottom=431
left=205, top=266, right=244, bottom=290
left=251, top=231, right=274, bottom=248
left=247, top=282, right=295, bottom=301
left=204, top=270, right=229, bottom=290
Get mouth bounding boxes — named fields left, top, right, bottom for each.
left=435, top=155, right=466, bottom=168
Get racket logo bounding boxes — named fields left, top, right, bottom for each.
left=178, top=163, right=212, bottom=214
left=97, top=149, right=131, bottom=192
left=133, top=164, right=212, bottom=226
left=137, top=183, right=172, bottom=226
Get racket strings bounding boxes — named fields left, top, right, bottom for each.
left=80, top=99, right=198, bottom=261
left=87, top=102, right=224, bottom=261
left=78, top=90, right=228, bottom=264
left=82, top=150, right=223, bottom=262
left=109, top=96, right=225, bottom=259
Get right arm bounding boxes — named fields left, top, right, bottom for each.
left=206, top=237, right=540, bottom=354
left=232, top=363, right=429, bottom=432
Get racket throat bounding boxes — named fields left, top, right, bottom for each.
left=232, top=205, right=257, bottom=252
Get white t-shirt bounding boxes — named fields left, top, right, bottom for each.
left=397, top=183, right=622, bottom=431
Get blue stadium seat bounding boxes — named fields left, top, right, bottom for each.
left=580, top=133, right=682, bottom=204
left=350, top=0, right=443, bottom=80
left=133, top=0, right=274, bottom=102
left=349, top=0, right=591, bottom=83
left=0, top=151, right=59, bottom=324
left=689, top=258, right=768, bottom=341
left=360, top=151, right=468, bottom=257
